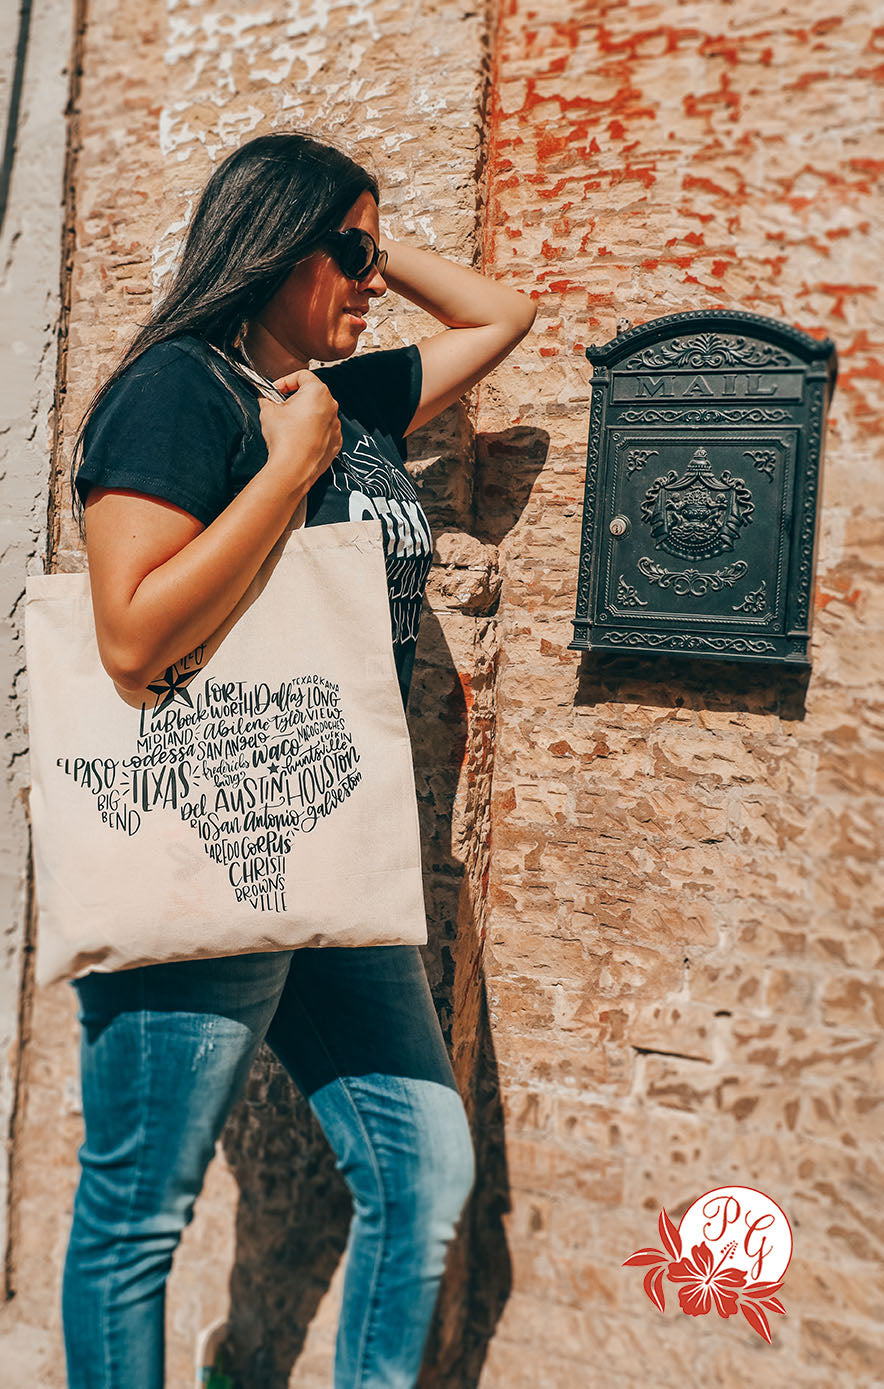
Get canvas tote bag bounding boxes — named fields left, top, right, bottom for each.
left=25, top=356, right=428, bottom=989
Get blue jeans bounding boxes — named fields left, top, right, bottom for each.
left=61, top=945, right=475, bottom=1388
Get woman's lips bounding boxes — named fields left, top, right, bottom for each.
left=344, top=307, right=368, bottom=328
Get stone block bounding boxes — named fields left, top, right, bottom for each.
left=571, top=892, right=721, bottom=951
left=494, top=1030, right=622, bottom=1095
left=728, top=1019, right=880, bottom=1080
left=820, top=974, right=884, bottom=1031
left=486, top=974, right=559, bottom=1032
left=499, top=1084, right=555, bottom=1137
left=787, top=1254, right=884, bottom=1324
left=800, top=1316, right=884, bottom=1379
left=764, top=967, right=818, bottom=1016
left=425, top=529, right=502, bottom=614
left=505, top=1137, right=624, bottom=1205
left=690, top=958, right=768, bottom=1013
left=485, top=925, right=595, bottom=983
left=639, top=1054, right=718, bottom=1113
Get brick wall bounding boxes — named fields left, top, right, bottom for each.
left=470, top=1, right=884, bottom=1383
left=6, top=0, right=883, bottom=1384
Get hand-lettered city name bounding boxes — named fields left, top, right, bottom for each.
left=57, top=667, right=362, bottom=913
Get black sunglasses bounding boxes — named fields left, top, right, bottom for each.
left=322, top=227, right=388, bottom=282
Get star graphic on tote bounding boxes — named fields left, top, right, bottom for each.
left=146, top=664, right=200, bottom=713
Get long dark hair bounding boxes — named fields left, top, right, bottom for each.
left=69, top=129, right=379, bottom=537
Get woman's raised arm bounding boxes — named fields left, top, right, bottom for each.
left=378, top=237, right=536, bottom=435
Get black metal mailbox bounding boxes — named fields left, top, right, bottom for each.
left=569, top=309, right=837, bottom=666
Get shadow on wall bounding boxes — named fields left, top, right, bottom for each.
left=211, top=423, right=551, bottom=1387
left=473, top=425, right=554, bottom=548
left=574, top=650, right=812, bottom=722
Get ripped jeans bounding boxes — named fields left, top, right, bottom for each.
left=61, top=945, right=475, bottom=1389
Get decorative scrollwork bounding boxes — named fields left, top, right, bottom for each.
left=625, top=447, right=658, bottom=475
left=587, top=308, right=837, bottom=368
left=619, top=406, right=790, bottom=425
left=794, top=380, right=824, bottom=626
left=641, top=447, right=754, bottom=560
left=616, top=575, right=648, bottom=607
left=732, top=580, right=768, bottom=614
left=637, top=557, right=748, bottom=596
left=574, top=383, right=606, bottom=619
left=603, top=630, right=777, bottom=654
left=743, top=448, right=776, bottom=481
left=621, top=333, right=792, bottom=371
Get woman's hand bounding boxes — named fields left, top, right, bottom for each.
left=258, top=369, right=342, bottom=487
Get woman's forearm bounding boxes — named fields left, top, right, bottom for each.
left=92, top=454, right=310, bottom=691
left=378, top=236, right=536, bottom=432
left=91, top=372, right=342, bottom=692
left=379, top=237, right=535, bottom=334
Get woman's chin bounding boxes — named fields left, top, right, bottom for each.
left=324, top=333, right=361, bottom=361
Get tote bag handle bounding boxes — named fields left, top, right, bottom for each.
left=204, top=339, right=310, bottom=535
left=111, top=342, right=313, bottom=710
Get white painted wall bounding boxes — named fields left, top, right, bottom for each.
left=0, top=0, right=76, bottom=1297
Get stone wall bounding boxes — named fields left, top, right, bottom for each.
left=4, top=0, right=883, bottom=1384
left=0, top=0, right=76, bottom=1318
left=470, top=1, right=884, bottom=1383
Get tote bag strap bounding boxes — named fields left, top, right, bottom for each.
left=205, top=340, right=308, bottom=534
left=109, top=341, right=312, bottom=710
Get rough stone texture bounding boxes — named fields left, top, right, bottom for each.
left=470, top=0, right=884, bottom=1383
left=0, top=0, right=76, bottom=1308
left=6, top=0, right=884, bottom=1385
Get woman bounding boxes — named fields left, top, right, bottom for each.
left=63, top=130, right=535, bottom=1389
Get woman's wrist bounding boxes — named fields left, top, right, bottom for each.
left=377, top=236, right=419, bottom=303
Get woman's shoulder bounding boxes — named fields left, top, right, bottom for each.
left=76, top=334, right=252, bottom=526
left=115, top=334, right=225, bottom=386
left=315, top=342, right=419, bottom=394
left=93, top=335, right=252, bottom=431
left=314, top=342, right=422, bottom=445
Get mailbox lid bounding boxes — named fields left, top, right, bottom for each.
left=594, top=429, right=797, bottom=634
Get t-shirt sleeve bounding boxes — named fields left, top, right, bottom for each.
left=315, top=344, right=423, bottom=453
left=75, top=342, right=242, bottom=526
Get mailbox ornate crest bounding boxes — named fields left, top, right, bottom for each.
left=569, top=310, right=837, bottom=666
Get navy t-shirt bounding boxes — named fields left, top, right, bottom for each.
left=75, top=334, right=434, bottom=708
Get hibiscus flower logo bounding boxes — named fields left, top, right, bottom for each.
left=623, top=1186, right=791, bottom=1343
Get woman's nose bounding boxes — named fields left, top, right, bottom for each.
left=360, top=266, right=387, bottom=297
